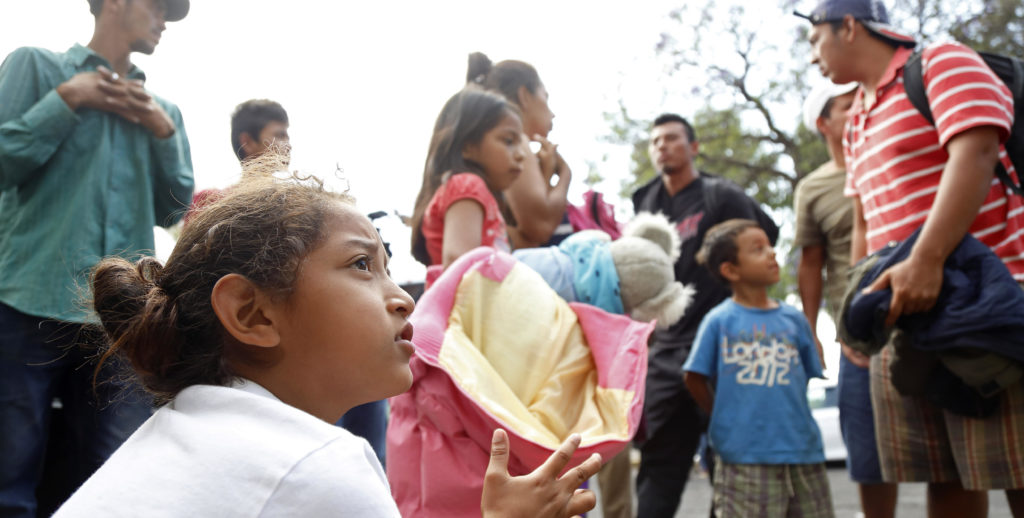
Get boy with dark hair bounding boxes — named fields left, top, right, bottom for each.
left=186, top=99, right=290, bottom=224
left=684, top=218, right=832, bottom=517
left=230, top=99, right=290, bottom=162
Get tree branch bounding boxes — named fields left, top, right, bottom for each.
left=698, top=153, right=796, bottom=185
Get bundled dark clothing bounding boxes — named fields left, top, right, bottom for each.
left=839, top=229, right=1024, bottom=417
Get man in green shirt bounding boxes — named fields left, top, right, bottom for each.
left=0, top=1, right=192, bottom=515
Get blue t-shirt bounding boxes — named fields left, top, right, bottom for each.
left=683, top=299, right=825, bottom=465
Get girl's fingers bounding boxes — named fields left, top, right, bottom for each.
left=565, top=488, right=597, bottom=517
left=559, top=452, right=601, bottom=487
left=536, top=433, right=581, bottom=479
left=485, top=429, right=511, bottom=479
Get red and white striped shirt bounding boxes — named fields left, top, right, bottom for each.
left=844, top=42, right=1024, bottom=280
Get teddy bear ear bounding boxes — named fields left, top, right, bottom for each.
left=631, top=282, right=696, bottom=329
left=621, top=212, right=681, bottom=263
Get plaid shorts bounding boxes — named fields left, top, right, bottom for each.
left=870, top=343, right=1024, bottom=490
left=712, top=460, right=834, bottom=518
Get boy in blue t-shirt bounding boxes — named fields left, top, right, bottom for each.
left=683, top=219, right=834, bottom=518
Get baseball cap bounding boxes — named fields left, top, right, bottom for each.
left=165, top=0, right=190, bottom=22
left=794, top=0, right=915, bottom=48
left=802, top=81, right=858, bottom=130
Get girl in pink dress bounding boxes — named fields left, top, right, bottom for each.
left=410, top=88, right=526, bottom=282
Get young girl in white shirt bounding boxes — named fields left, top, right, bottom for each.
left=54, top=165, right=600, bottom=517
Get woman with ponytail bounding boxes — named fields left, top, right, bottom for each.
left=467, top=52, right=573, bottom=248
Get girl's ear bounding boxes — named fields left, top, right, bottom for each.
left=462, top=140, right=480, bottom=163
left=719, top=261, right=740, bottom=283
left=210, top=273, right=281, bottom=348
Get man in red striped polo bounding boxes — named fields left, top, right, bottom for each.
left=798, top=0, right=1024, bottom=516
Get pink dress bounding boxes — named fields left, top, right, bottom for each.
left=420, top=173, right=510, bottom=266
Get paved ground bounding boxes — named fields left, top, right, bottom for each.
left=588, top=459, right=1014, bottom=517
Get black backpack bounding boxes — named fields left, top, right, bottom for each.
left=700, top=173, right=780, bottom=245
left=632, top=173, right=779, bottom=245
left=903, top=49, right=1024, bottom=197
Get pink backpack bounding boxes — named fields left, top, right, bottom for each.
left=566, top=190, right=623, bottom=240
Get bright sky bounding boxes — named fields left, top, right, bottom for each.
left=1, top=0, right=707, bottom=280
left=2, top=1, right=844, bottom=376
left=1, top=1, right=824, bottom=278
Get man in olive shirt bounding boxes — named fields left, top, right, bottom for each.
left=0, top=1, right=193, bottom=515
left=794, top=82, right=857, bottom=348
left=794, top=81, right=897, bottom=518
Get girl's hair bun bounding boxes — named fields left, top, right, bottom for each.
left=92, top=257, right=165, bottom=342
left=91, top=256, right=184, bottom=401
left=466, top=52, right=493, bottom=85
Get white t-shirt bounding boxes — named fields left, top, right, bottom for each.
left=54, top=380, right=400, bottom=517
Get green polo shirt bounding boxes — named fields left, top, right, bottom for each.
left=0, top=44, right=194, bottom=323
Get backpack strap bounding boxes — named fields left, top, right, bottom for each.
left=699, top=173, right=721, bottom=226
left=635, top=177, right=663, bottom=215
left=904, top=50, right=1024, bottom=198
left=903, top=50, right=933, bottom=125
left=589, top=191, right=602, bottom=224
left=996, top=159, right=1024, bottom=197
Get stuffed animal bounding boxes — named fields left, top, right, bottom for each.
left=513, top=212, right=694, bottom=328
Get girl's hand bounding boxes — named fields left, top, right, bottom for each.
left=481, top=429, right=601, bottom=518
left=533, top=135, right=558, bottom=182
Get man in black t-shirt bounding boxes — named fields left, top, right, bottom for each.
left=631, top=113, right=779, bottom=518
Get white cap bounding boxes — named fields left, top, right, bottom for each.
left=802, top=81, right=859, bottom=131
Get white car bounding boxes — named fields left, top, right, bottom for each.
left=808, top=381, right=847, bottom=462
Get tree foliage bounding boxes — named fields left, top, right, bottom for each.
left=945, top=0, right=1024, bottom=53
left=607, top=0, right=1023, bottom=207
left=601, top=0, right=1021, bottom=299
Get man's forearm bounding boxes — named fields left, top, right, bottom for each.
left=0, top=90, right=78, bottom=190
left=863, top=126, right=1003, bottom=324
left=851, top=197, right=867, bottom=264
left=910, top=126, right=1001, bottom=265
left=798, top=245, right=825, bottom=329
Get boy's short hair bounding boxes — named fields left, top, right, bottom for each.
left=230, top=99, right=289, bottom=161
left=696, top=218, right=761, bottom=284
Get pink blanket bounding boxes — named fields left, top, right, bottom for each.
left=387, top=247, right=651, bottom=517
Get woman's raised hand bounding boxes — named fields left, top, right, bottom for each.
left=481, top=429, right=602, bottom=518
left=532, top=135, right=559, bottom=182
